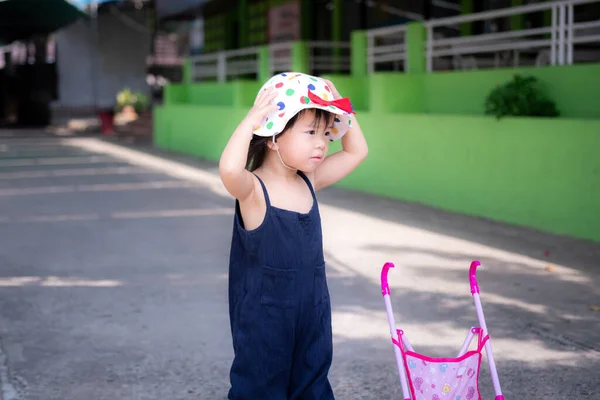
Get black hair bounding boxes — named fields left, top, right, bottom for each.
left=245, top=108, right=335, bottom=171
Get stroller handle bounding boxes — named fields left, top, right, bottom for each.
left=469, top=260, right=481, bottom=294
left=381, top=262, right=395, bottom=295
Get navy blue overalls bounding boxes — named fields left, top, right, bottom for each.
left=227, top=171, right=334, bottom=400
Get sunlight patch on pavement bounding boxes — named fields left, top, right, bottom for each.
left=331, top=308, right=588, bottom=364
left=64, top=138, right=231, bottom=198
left=0, top=138, right=67, bottom=147
left=112, top=208, right=233, bottom=219
left=0, top=209, right=232, bottom=224
left=0, top=155, right=116, bottom=168
left=318, top=203, right=592, bottom=288
left=0, top=181, right=197, bottom=197
left=0, top=276, right=123, bottom=287
left=0, top=214, right=100, bottom=223
left=0, top=166, right=153, bottom=180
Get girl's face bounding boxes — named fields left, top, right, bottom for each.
left=271, top=110, right=334, bottom=172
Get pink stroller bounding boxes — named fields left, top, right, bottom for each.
left=380, top=260, right=504, bottom=400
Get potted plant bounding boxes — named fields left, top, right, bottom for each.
left=115, top=88, right=150, bottom=118
left=113, top=88, right=153, bottom=141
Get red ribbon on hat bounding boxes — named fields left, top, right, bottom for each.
left=307, top=90, right=355, bottom=114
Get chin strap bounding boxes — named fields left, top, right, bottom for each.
left=272, top=135, right=295, bottom=170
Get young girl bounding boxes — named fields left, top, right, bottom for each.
left=219, top=72, right=368, bottom=400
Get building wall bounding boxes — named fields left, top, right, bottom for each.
left=54, top=8, right=151, bottom=111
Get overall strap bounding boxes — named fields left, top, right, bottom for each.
left=297, top=170, right=317, bottom=200
left=252, top=173, right=272, bottom=207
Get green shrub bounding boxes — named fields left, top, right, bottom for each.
left=484, top=74, right=559, bottom=119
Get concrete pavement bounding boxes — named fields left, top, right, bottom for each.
left=0, top=133, right=598, bottom=399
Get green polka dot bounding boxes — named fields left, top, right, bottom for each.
left=310, top=77, right=318, bottom=82
left=267, top=121, right=274, bottom=129
left=348, top=119, right=352, bottom=125
left=329, top=106, right=336, bottom=109
left=286, top=89, right=295, bottom=96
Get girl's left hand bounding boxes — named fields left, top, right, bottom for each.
left=323, top=79, right=342, bottom=100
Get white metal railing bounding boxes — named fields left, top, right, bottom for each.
left=308, top=41, right=352, bottom=73
left=424, top=0, right=600, bottom=72
left=191, top=45, right=262, bottom=82
left=146, top=54, right=185, bottom=66
left=269, top=41, right=293, bottom=75
left=364, top=0, right=600, bottom=73
left=190, top=41, right=351, bottom=82
left=366, top=24, right=407, bottom=73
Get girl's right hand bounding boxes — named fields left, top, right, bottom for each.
left=244, top=86, right=279, bottom=130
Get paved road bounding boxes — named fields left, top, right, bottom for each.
left=0, top=133, right=598, bottom=400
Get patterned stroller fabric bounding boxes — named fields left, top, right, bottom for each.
left=394, top=329, right=489, bottom=400
left=380, top=261, right=505, bottom=400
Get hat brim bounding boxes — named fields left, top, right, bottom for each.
left=252, top=102, right=353, bottom=142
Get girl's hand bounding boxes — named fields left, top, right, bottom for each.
left=323, top=79, right=342, bottom=100
left=244, top=86, right=279, bottom=129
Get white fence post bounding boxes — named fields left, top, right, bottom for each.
left=365, top=25, right=407, bottom=73
left=567, top=3, right=574, bottom=64
left=426, top=24, right=433, bottom=72
left=558, top=4, right=566, bottom=65
left=551, top=5, right=558, bottom=65
left=217, top=51, right=226, bottom=83
left=367, top=35, right=375, bottom=74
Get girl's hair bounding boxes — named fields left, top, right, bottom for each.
left=246, top=108, right=335, bottom=171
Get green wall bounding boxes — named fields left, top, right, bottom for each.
left=155, top=64, right=600, bottom=242
left=155, top=105, right=247, bottom=161
left=422, top=64, right=600, bottom=118
left=155, top=103, right=600, bottom=242
left=331, top=114, right=600, bottom=243
left=367, top=73, right=424, bottom=113
left=164, top=81, right=262, bottom=107
left=320, top=75, right=368, bottom=112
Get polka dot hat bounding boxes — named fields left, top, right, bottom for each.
left=253, top=72, right=356, bottom=142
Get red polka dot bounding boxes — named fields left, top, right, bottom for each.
left=325, top=86, right=330, bottom=92
left=275, top=82, right=284, bottom=88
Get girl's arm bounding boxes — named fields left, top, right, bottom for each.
left=219, top=87, right=278, bottom=200
left=312, top=79, right=368, bottom=191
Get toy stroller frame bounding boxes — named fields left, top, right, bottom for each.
left=380, top=261, right=504, bottom=400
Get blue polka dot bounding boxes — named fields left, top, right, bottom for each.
left=308, top=84, right=316, bottom=91
left=281, top=73, right=287, bottom=77
left=277, top=101, right=286, bottom=110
